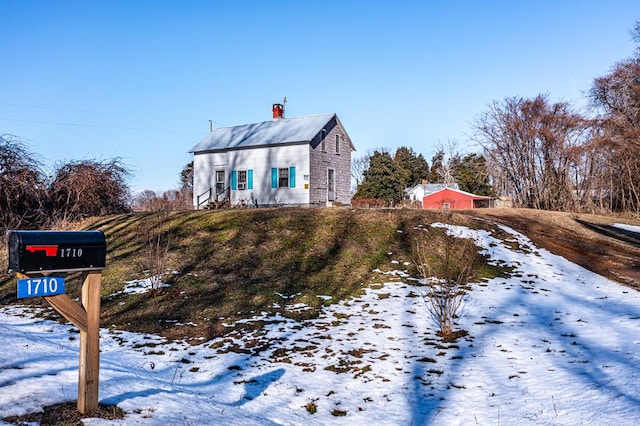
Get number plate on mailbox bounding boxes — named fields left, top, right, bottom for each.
left=17, top=276, right=66, bottom=299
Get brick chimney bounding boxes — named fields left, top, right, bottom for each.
left=272, top=103, right=284, bottom=120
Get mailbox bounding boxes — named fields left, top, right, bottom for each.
left=8, top=230, right=107, bottom=274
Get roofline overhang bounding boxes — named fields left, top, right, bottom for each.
left=190, top=140, right=310, bottom=155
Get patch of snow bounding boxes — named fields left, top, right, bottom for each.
left=110, top=277, right=170, bottom=297
left=613, top=223, right=640, bottom=234
left=275, top=292, right=300, bottom=299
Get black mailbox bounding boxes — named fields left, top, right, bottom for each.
left=8, top=230, right=107, bottom=274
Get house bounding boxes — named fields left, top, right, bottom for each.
left=405, top=183, right=459, bottom=202
left=189, top=104, right=355, bottom=208
left=423, top=187, right=493, bottom=209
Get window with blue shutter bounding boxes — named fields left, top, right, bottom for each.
left=231, top=170, right=237, bottom=190
left=248, top=169, right=253, bottom=190
left=289, top=166, right=296, bottom=188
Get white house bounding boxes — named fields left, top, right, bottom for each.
left=190, top=104, right=355, bottom=208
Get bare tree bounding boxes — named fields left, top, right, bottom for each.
left=433, top=140, right=464, bottom=187
left=472, top=94, right=589, bottom=211
left=589, top=54, right=640, bottom=214
left=133, top=189, right=158, bottom=211
left=351, top=152, right=371, bottom=190
left=133, top=188, right=192, bottom=212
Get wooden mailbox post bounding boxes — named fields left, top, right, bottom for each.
left=8, top=230, right=106, bottom=414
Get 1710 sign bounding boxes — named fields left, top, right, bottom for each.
left=17, top=276, right=65, bottom=299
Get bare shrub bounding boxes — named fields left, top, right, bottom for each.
left=414, top=223, right=480, bottom=338
left=133, top=188, right=192, bottom=212
left=139, top=211, right=171, bottom=296
left=48, top=158, right=131, bottom=222
left=0, top=134, right=47, bottom=234
left=351, top=198, right=388, bottom=208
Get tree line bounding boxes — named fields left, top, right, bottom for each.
left=354, top=21, right=640, bottom=214
left=352, top=146, right=492, bottom=205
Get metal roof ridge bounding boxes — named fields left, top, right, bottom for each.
left=213, top=112, right=336, bottom=129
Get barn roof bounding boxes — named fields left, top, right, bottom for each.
left=190, top=113, right=353, bottom=153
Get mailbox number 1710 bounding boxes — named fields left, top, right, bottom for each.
left=60, top=247, right=83, bottom=257
left=17, top=277, right=66, bottom=299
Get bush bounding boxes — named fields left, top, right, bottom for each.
left=414, top=222, right=480, bottom=338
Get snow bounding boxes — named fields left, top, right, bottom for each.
left=109, top=277, right=170, bottom=297
left=613, top=223, right=640, bottom=234
left=2, top=222, right=640, bottom=425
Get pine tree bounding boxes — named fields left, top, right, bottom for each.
left=393, top=146, right=430, bottom=186
left=354, top=150, right=405, bottom=203
left=451, top=153, right=493, bottom=196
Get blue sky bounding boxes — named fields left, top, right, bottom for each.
left=1, top=1, right=639, bottom=192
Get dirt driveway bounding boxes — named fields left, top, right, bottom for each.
left=461, top=209, right=640, bottom=290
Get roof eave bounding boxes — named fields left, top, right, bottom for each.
left=191, top=139, right=310, bottom=155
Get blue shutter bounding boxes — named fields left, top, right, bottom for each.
left=231, top=170, right=237, bottom=190
left=247, top=169, right=253, bottom=190
left=271, top=168, right=278, bottom=188
left=289, top=166, right=296, bottom=188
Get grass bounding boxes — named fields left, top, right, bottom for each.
left=0, top=208, right=510, bottom=342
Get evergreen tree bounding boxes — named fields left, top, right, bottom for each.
left=392, top=146, right=413, bottom=188
left=354, top=150, right=404, bottom=203
left=180, top=161, right=193, bottom=192
left=429, top=150, right=445, bottom=183
left=393, top=146, right=430, bottom=187
left=414, top=153, right=430, bottom=183
left=451, top=153, right=493, bottom=196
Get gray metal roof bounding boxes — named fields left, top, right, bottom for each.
left=190, top=113, right=338, bottom=153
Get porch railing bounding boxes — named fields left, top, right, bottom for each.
left=196, top=187, right=231, bottom=210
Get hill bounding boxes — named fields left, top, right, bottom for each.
left=1, top=208, right=639, bottom=343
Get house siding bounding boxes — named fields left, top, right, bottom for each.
left=308, top=118, right=353, bottom=205
left=193, top=144, right=310, bottom=207
left=193, top=152, right=228, bottom=208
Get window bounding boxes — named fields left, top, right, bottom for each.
left=215, top=170, right=225, bottom=194
left=231, top=169, right=253, bottom=190
left=271, top=167, right=295, bottom=188
left=237, top=170, right=247, bottom=190
left=335, top=134, right=340, bottom=154
left=278, top=168, right=289, bottom=188
left=443, top=202, right=451, bottom=209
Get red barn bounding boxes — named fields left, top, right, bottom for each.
left=423, top=187, right=492, bottom=209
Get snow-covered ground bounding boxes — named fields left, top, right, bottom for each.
left=2, top=222, right=640, bottom=425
